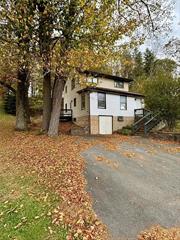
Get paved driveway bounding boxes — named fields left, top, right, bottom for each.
left=82, top=136, right=180, bottom=240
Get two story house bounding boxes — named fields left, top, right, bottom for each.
left=62, top=70, right=144, bottom=135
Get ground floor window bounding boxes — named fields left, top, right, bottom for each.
left=98, top=93, right=106, bottom=109
left=120, top=96, right=127, bottom=110
left=74, top=98, right=76, bottom=107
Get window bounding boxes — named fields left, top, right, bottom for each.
left=65, top=86, right=67, bottom=93
left=87, top=77, right=98, bottom=84
left=115, top=81, right=124, bottom=88
left=65, top=103, right=67, bottom=110
left=71, top=79, right=75, bottom=90
left=120, top=96, right=127, bottom=110
left=81, top=93, right=85, bottom=110
left=98, top=93, right=106, bottom=109
left=74, top=98, right=76, bottom=107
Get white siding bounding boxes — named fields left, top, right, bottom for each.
left=63, top=80, right=89, bottom=119
left=90, top=92, right=143, bottom=117
left=97, top=77, right=129, bottom=91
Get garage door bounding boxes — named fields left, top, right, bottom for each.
left=99, top=116, right=113, bottom=135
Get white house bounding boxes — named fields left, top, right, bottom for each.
left=62, top=71, right=144, bottom=135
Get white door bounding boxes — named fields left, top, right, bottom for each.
left=99, top=116, right=113, bottom=135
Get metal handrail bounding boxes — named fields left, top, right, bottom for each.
left=133, top=112, right=152, bottom=127
left=144, top=113, right=160, bottom=126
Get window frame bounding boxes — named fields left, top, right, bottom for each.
left=81, top=93, right=85, bottom=110
left=120, top=96, right=127, bottom=110
left=114, top=81, right=124, bottom=89
left=98, top=92, right=106, bottom=109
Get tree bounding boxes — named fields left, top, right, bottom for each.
left=0, top=0, right=174, bottom=136
left=143, top=64, right=180, bottom=130
left=144, top=48, right=156, bottom=76
left=133, top=48, right=145, bottom=78
left=0, top=0, right=36, bottom=130
left=46, top=0, right=174, bottom=136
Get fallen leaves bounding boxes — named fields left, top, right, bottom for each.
left=138, top=226, right=180, bottom=240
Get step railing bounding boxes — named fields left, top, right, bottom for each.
left=60, top=109, right=73, bottom=121
left=134, top=108, right=151, bottom=122
left=144, top=113, right=161, bottom=135
left=132, top=111, right=152, bottom=133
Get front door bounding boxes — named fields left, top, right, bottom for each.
left=99, top=116, right=113, bottom=135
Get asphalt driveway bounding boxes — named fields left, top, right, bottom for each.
left=82, top=136, right=180, bottom=240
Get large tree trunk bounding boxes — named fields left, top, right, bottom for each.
left=48, top=75, right=65, bottom=136
left=15, top=68, right=29, bottom=131
left=42, top=68, right=52, bottom=132
left=37, top=1, right=53, bottom=132
left=25, top=81, right=31, bottom=124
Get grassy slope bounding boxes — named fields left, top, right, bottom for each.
left=0, top=103, right=67, bottom=240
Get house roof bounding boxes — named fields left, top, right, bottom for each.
left=83, top=70, right=133, bottom=82
left=78, top=87, right=144, bottom=98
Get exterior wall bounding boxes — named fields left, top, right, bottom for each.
left=90, top=92, right=143, bottom=117
left=113, top=116, right=134, bottom=131
left=89, top=92, right=143, bottom=134
left=63, top=79, right=90, bottom=128
left=97, top=77, right=129, bottom=91
left=90, top=116, right=99, bottom=135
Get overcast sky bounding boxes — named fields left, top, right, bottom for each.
left=172, top=0, right=180, bottom=38
left=140, top=0, right=180, bottom=55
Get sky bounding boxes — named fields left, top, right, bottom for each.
left=140, top=0, right=180, bottom=56
left=172, top=0, right=180, bottom=38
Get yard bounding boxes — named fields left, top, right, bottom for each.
left=0, top=105, right=180, bottom=240
left=0, top=107, right=108, bottom=240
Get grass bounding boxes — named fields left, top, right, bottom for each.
left=0, top=99, right=68, bottom=239
left=0, top=164, right=68, bottom=240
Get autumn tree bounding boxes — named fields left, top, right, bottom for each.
left=0, top=0, right=174, bottom=136
left=0, top=0, right=36, bottom=130
left=43, top=0, right=174, bottom=136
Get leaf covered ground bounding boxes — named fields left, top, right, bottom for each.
left=0, top=109, right=180, bottom=240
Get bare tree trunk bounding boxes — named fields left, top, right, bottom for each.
left=25, top=81, right=31, bottom=124
left=48, top=75, right=65, bottom=136
left=42, top=68, right=52, bottom=132
left=15, top=68, right=29, bottom=131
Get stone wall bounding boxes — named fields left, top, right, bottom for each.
left=75, top=115, right=90, bottom=128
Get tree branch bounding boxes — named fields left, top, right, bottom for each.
left=0, top=81, right=16, bottom=93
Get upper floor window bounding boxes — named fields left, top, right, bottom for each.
left=87, top=77, right=98, bottom=84
left=115, top=81, right=124, bottom=88
left=71, top=79, right=75, bottom=90
left=98, top=93, right=106, bottom=109
left=81, top=93, right=85, bottom=110
left=120, top=96, right=127, bottom=110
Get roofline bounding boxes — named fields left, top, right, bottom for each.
left=82, top=70, right=133, bottom=82
left=78, top=87, right=144, bottom=98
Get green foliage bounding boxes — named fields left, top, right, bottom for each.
left=118, top=125, right=133, bottom=135
left=144, top=48, right=156, bottom=76
left=143, top=73, right=180, bottom=130
left=4, top=93, right=16, bottom=115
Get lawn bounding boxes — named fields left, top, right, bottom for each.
left=0, top=101, right=68, bottom=240
left=0, top=102, right=108, bottom=240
